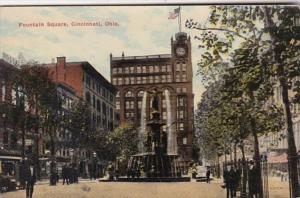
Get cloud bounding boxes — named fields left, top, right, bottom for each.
left=0, top=5, right=211, bottom=106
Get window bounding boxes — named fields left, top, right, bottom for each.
left=125, top=91, right=133, bottom=97
left=93, top=95, right=96, bottom=108
left=182, top=87, right=187, bottom=93
left=116, top=91, right=120, bottom=98
left=138, top=90, right=144, bottom=97
left=118, top=68, right=122, bottom=73
left=116, top=101, right=120, bottom=110
left=154, top=66, right=159, bottom=72
left=176, top=63, right=181, bottom=72
left=176, top=74, right=180, bottom=82
left=177, top=97, right=185, bottom=107
left=137, top=77, right=141, bottom=84
left=162, top=65, right=167, bottom=72
left=126, top=101, right=130, bottom=109
left=129, top=77, right=134, bottom=85
left=177, top=110, right=184, bottom=119
left=149, top=76, right=153, bottom=83
left=182, top=63, right=186, bottom=71
left=149, top=66, right=154, bottom=73
left=142, top=66, right=147, bottom=73
left=182, top=74, right=187, bottom=82
left=155, top=76, right=160, bottom=83
left=125, top=67, right=129, bottom=73
left=183, top=138, right=187, bottom=145
left=125, top=112, right=134, bottom=119
left=161, top=75, right=166, bottom=83
left=112, top=68, right=117, bottom=74
left=179, top=123, right=184, bottom=131
left=86, top=75, right=91, bottom=87
left=130, top=101, right=134, bottom=109
left=130, top=67, right=135, bottom=73
left=118, top=78, right=122, bottom=85
left=167, top=75, right=172, bottom=82
left=125, top=78, right=130, bottom=85
left=167, top=64, right=171, bottom=72
left=85, top=92, right=91, bottom=104
left=142, top=77, right=147, bottom=84
left=138, top=100, right=142, bottom=109
left=137, top=66, right=141, bottom=73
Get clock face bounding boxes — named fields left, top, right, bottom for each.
left=176, top=47, right=186, bottom=56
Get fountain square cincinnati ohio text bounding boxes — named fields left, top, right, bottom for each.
left=18, top=21, right=118, bottom=28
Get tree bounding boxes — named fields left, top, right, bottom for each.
left=187, top=5, right=300, bottom=197
left=67, top=99, right=92, bottom=149
left=105, top=123, right=138, bottom=175
left=18, top=65, right=58, bottom=179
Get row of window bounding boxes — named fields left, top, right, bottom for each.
left=112, top=75, right=175, bottom=85
left=122, top=97, right=186, bottom=110
left=85, top=74, right=114, bottom=103
left=112, top=64, right=173, bottom=74
left=124, top=109, right=186, bottom=119
left=117, top=88, right=187, bottom=99
left=85, top=91, right=114, bottom=117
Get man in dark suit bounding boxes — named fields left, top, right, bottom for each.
left=24, top=159, right=36, bottom=198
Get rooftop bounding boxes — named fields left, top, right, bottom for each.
left=111, top=54, right=171, bottom=61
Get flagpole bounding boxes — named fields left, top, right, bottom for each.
left=179, top=6, right=181, bottom=32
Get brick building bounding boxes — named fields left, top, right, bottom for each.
left=110, top=32, right=194, bottom=169
left=0, top=59, right=26, bottom=180
left=47, top=57, right=118, bottom=176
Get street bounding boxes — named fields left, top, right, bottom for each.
left=1, top=177, right=289, bottom=198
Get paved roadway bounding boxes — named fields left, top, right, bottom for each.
left=1, top=177, right=289, bottom=198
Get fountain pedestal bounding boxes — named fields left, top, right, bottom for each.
left=125, top=90, right=189, bottom=181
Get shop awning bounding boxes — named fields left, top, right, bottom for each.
left=0, top=156, right=22, bottom=160
left=268, top=153, right=288, bottom=164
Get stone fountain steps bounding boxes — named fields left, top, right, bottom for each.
left=99, top=176, right=191, bottom=182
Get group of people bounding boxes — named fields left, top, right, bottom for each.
left=61, top=164, right=79, bottom=185
left=223, top=160, right=261, bottom=198
left=223, top=166, right=241, bottom=198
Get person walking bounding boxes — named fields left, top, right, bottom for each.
left=248, top=160, right=260, bottom=198
left=224, top=166, right=236, bottom=198
left=62, top=165, right=69, bottom=185
left=24, top=159, right=36, bottom=198
left=206, top=167, right=211, bottom=183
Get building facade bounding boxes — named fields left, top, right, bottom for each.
left=47, top=57, right=118, bottom=177
left=110, top=32, right=194, bottom=169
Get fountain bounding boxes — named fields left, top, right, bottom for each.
left=121, top=89, right=190, bottom=182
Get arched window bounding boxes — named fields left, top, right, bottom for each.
left=85, top=92, right=91, bottom=104
left=137, top=90, right=144, bottom=97
left=125, top=91, right=133, bottom=97
left=97, top=99, right=101, bottom=112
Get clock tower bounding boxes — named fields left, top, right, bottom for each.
left=171, top=32, right=194, bottom=165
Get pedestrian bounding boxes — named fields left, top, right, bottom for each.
left=206, top=167, right=211, bottom=183
left=223, top=166, right=236, bottom=198
left=19, top=159, right=26, bottom=190
left=62, top=165, right=69, bottom=185
left=248, top=160, right=260, bottom=198
left=24, top=159, right=36, bottom=198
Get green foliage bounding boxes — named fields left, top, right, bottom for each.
left=188, top=5, right=298, bottom=161
left=67, top=99, right=92, bottom=149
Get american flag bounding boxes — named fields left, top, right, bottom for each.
left=168, top=7, right=180, bottom=19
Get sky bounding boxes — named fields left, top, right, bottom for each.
left=0, top=5, right=211, bottom=107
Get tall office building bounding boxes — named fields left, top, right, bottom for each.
left=110, top=32, right=194, bottom=169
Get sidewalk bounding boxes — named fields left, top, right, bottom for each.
left=209, top=176, right=289, bottom=198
